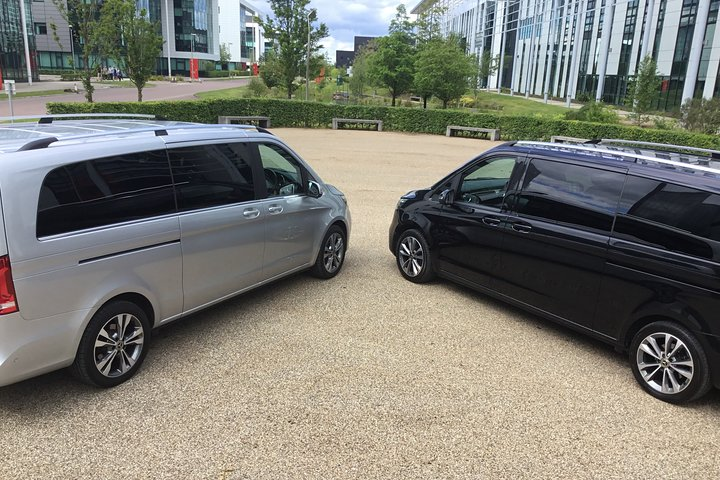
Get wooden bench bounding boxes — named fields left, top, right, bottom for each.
left=446, top=125, right=500, bottom=141
left=550, top=135, right=590, bottom=143
left=332, top=118, right=383, bottom=131
left=218, top=115, right=271, bottom=128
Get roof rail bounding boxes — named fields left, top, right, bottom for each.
left=598, top=139, right=720, bottom=160
left=13, top=123, right=269, bottom=151
left=515, top=141, right=720, bottom=175
left=0, top=113, right=158, bottom=124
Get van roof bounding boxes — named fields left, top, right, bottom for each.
left=0, top=116, right=271, bottom=153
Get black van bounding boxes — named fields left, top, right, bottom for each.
left=389, top=140, right=720, bottom=403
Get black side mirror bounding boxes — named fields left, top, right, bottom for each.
left=307, top=180, right=323, bottom=198
left=439, top=189, right=455, bottom=205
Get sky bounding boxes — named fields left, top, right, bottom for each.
left=251, top=1, right=410, bottom=59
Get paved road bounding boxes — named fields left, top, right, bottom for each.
left=1, top=77, right=251, bottom=117
left=0, top=129, right=718, bottom=479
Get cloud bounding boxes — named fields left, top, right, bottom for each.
left=251, top=0, right=407, bottom=59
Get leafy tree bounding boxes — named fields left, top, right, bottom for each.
left=477, top=50, right=498, bottom=89
left=349, top=46, right=371, bottom=98
left=389, top=4, right=415, bottom=37
left=415, top=36, right=474, bottom=108
left=367, top=32, right=415, bottom=106
left=415, top=4, right=445, bottom=45
left=52, top=0, right=105, bottom=102
left=259, top=50, right=284, bottom=89
left=219, top=43, right=232, bottom=69
left=258, top=0, right=329, bottom=99
left=680, top=97, right=720, bottom=134
left=100, top=0, right=164, bottom=101
left=627, top=55, right=662, bottom=125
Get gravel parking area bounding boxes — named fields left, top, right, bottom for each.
left=1, top=129, right=719, bottom=479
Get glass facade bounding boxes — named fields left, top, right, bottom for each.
left=0, top=0, right=37, bottom=82
left=174, top=0, right=211, bottom=54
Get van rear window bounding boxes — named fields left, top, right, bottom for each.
left=37, top=150, right=175, bottom=237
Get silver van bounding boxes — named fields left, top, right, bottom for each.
left=0, top=115, right=351, bottom=387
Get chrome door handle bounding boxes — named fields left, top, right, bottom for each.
left=268, top=205, right=284, bottom=214
left=243, top=208, right=260, bottom=218
left=482, top=216, right=501, bottom=226
left=511, top=222, right=532, bottom=233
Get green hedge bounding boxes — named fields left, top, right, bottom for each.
left=46, top=98, right=720, bottom=149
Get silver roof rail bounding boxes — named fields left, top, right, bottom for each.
left=596, top=139, right=720, bottom=159
left=515, top=141, right=720, bottom=176
left=0, top=113, right=159, bottom=124
left=13, top=123, right=269, bottom=151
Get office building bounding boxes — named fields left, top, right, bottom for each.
left=335, top=35, right=377, bottom=68
left=1, top=0, right=38, bottom=82
left=412, top=0, right=720, bottom=110
left=30, top=0, right=220, bottom=76
left=218, top=0, right=268, bottom=68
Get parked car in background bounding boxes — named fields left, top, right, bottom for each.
left=390, top=139, right=720, bottom=403
left=0, top=115, right=350, bottom=388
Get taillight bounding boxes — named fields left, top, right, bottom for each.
left=0, top=255, right=18, bottom=315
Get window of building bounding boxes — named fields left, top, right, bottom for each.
left=614, top=176, right=720, bottom=259
left=34, top=23, right=47, bottom=35
left=168, top=143, right=256, bottom=211
left=515, top=159, right=625, bottom=233
left=37, top=151, right=175, bottom=237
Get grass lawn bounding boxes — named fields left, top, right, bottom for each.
left=1, top=89, right=68, bottom=99
left=196, top=86, right=248, bottom=100
left=194, top=84, right=573, bottom=118
left=470, top=91, right=571, bottom=116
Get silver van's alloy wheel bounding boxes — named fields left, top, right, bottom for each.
left=636, top=332, right=693, bottom=395
left=323, top=232, right=344, bottom=274
left=94, top=313, right=145, bottom=378
left=399, top=236, right=424, bottom=277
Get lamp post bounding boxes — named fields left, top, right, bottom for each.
left=305, top=9, right=315, bottom=101
left=165, top=0, right=172, bottom=78
left=19, top=0, right=33, bottom=84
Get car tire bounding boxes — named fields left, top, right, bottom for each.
left=396, top=229, right=435, bottom=283
left=311, top=225, right=346, bottom=279
left=629, top=321, right=712, bottom=404
left=71, top=300, right=151, bottom=388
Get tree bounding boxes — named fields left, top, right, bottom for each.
left=367, top=32, right=416, bottom=106
left=389, top=4, right=415, bottom=37
left=259, top=50, right=284, bottom=89
left=680, top=97, right=720, bottom=134
left=477, top=50, right=498, bottom=90
left=100, top=0, right=164, bottom=102
left=349, top=47, right=371, bottom=98
left=627, top=55, right=662, bottom=125
left=219, top=43, right=232, bottom=70
left=258, top=0, right=329, bottom=99
left=52, top=0, right=105, bottom=102
left=415, top=5, right=445, bottom=45
left=415, top=36, right=475, bottom=109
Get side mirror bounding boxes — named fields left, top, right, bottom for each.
left=307, top=180, right=323, bottom=198
left=439, top=189, right=455, bottom=205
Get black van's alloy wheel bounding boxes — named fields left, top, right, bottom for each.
left=311, top=225, right=346, bottom=279
left=630, top=321, right=711, bottom=403
left=396, top=229, right=435, bottom=283
left=71, top=301, right=151, bottom=388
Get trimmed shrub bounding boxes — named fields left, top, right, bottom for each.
left=46, top=98, right=720, bottom=149
left=565, top=101, right=620, bottom=124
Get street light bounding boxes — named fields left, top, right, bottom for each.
left=305, top=9, right=316, bottom=101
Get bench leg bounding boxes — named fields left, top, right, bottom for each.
left=446, top=127, right=452, bottom=137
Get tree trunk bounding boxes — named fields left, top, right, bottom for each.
left=391, top=95, right=396, bottom=107
left=442, top=100, right=448, bottom=109
left=82, top=75, right=94, bottom=103
left=137, top=86, right=143, bottom=102
left=423, top=96, right=427, bottom=109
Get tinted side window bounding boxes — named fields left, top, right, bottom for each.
left=515, top=159, right=625, bottom=233
left=614, top=176, right=720, bottom=259
left=37, top=150, right=175, bottom=237
left=457, top=156, right=516, bottom=208
left=168, top=143, right=256, bottom=211
left=258, top=143, right=304, bottom=197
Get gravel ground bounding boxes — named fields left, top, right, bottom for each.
left=0, top=129, right=719, bottom=479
